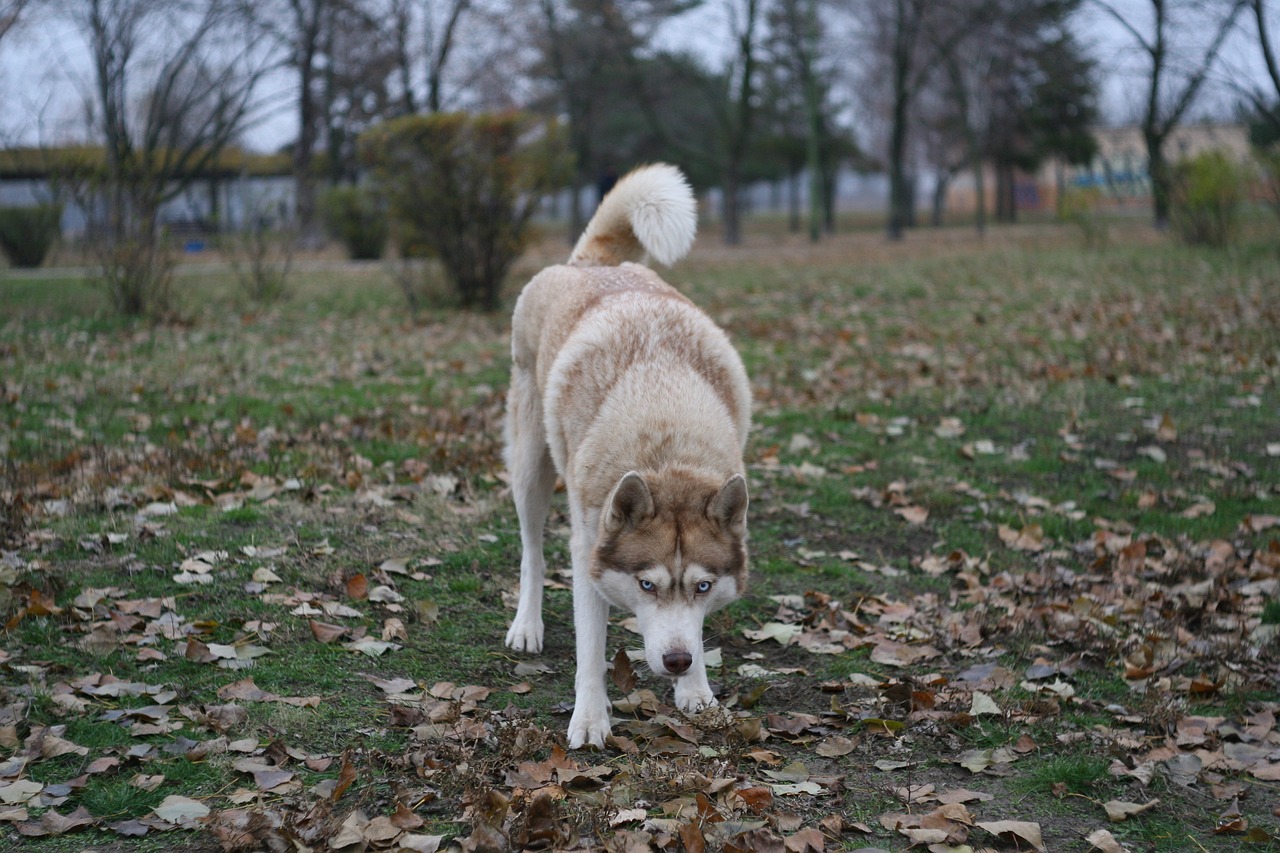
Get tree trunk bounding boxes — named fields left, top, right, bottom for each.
left=1145, top=128, right=1171, bottom=229
left=931, top=172, right=949, bottom=227
left=723, top=167, right=741, bottom=246
left=788, top=172, right=801, bottom=233
left=888, top=100, right=910, bottom=240
left=887, top=0, right=911, bottom=241
left=821, top=158, right=836, bottom=233
left=294, top=51, right=319, bottom=244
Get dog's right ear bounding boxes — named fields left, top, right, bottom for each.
left=604, top=471, right=654, bottom=535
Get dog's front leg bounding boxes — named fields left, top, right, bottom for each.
left=674, top=652, right=716, bottom=712
left=503, top=368, right=555, bottom=654
left=567, top=521, right=611, bottom=748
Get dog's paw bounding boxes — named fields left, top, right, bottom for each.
left=567, top=704, right=611, bottom=749
left=504, top=617, right=544, bottom=653
left=674, top=682, right=716, bottom=713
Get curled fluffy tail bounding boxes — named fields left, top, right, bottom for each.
left=569, top=163, right=697, bottom=267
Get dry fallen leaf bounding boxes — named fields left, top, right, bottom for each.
left=1104, top=798, right=1160, bottom=822
left=1086, top=827, right=1129, bottom=852
left=153, top=795, right=210, bottom=825
left=977, top=819, right=1045, bottom=851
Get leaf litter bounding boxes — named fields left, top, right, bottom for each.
left=2, top=229, right=1279, bottom=848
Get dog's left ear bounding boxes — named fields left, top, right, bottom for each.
left=708, top=474, right=748, bottom=537
left=605, top=471, right=655, bottom=535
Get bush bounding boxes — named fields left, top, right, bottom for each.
left=360, top=112, right=570, bottom=311
left=0, top=204, right=62, bottom=268
left=1058, top=187, right=1108, bottom=249
left=321, top=185, right=388, bottom=260
left=229, top=199, right=294, bottom=305
left=1169, top=151, right=1245, bottom=248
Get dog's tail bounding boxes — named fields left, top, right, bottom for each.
left=569, top=163, right=697, bottom=267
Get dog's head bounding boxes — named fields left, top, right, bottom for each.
left=592, top=468, right=748, bottom=679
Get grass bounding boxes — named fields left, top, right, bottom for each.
left=1013, top=752, right=1113, bottom=796
left=3, top=218, right=1280, bottom=850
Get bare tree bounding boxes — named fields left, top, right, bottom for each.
left=856, top=0, right=995, bottom=240
left=772, top=0, right=826, bottom=241
left=321, top=1, right=400, bottom=183
left=1092, top=0, right=1247, bottom=228
left=68, top=0, right=268, bottom=315
left=424, top=0, right=471, bottom=111
left=605, top=0, right=764, bottom=244
left=718, top=0, right=764, bottom=244
left=1243, top=0, right=1280, bottom=135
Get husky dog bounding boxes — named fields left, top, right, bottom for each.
left=503, top=164, right=752, bottom=748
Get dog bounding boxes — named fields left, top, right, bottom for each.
left=503, top=163, right=752, bottom=748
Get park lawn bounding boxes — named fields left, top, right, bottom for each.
left=2, top=219, right=1279, bottom=851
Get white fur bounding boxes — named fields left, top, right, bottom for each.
left=504, top=165, right=750, bottom=750
left=569, top=163, right=697, bottom=267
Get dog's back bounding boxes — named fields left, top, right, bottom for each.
left=510, top=165, right=750, bottom=504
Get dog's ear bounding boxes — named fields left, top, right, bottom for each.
left=708, top=474, right=748, bottom=537
left=605, top=471, right=654, bottom=535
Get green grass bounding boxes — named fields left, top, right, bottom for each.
left=3, top=220, right=1279, bottom=850
left=1013, top=752, right=1112, bottom=796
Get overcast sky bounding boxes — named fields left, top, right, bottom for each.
left=1, top=1, right=1275, bottom=154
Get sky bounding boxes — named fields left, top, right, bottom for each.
left=1, top=1, right=1275, bottom=155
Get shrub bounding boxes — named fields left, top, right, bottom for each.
left=0, top=204, right=62, bottom=268
left=360, top=112, right=570, bottom=311
left=229, top=197, right=294, bottom=305
left=1058, top=187, right=1108, bottom=249
left=321, top=185, right=388, bottom=260
left=1169, top=150, right=1245, bottom=248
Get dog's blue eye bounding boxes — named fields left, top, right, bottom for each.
left=696, top=580, right=713, bottom=594
left=639, top=579, right=655, bottom=592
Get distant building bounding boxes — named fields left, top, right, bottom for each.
left=0, top=147, right=293, bottom=238
left=945, top=122, right=1255, bottom=216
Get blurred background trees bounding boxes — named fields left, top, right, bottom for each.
left=1, top=0, right=1276, bottom=311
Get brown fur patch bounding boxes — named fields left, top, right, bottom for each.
left=593, top=468, right=748, bottom=588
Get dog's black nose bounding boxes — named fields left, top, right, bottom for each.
left=662, top=650, right=692, bottom=675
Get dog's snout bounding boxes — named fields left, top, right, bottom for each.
left=662, top=650, right=693, bottom=675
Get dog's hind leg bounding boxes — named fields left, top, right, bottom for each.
left=567, top=505, right=612, bottom=748
left=504, top=367, right=556, bottom=654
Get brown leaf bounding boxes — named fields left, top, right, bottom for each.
left=611, top=647, right=636, bottom=694
left=391, top=801, right=424, bottom=830
left=814, top=736, right=856, bottom=757
left=1104, top=799, right=1159, bottom=823
left=476, top=789, right=509, bottom=828
left=17, top=805, right=96, bottom=837
left=331, top=752, right=357, bottom=802
left=679, top=820, right=706, bottom=853
left=382, top=617, right=408, bottom=641
left=309, top=620, right=347, bottom=643
left=1086, top=828, right=1128, bottom=852
left=184, top=637, right=216, bottom=663
left=735, top=786, right=774, bottom=813
left=725, top=827, right=785, bottom=853
left=1243, top=514, right=1280, bottom=533
left=346, top=573, right=368, bottom=601
left=784, top=826, right=825, bottom=852
left=977, top=820, right=1045, bottom=851
left=894, top=505, right=928, bottom=525
left=998, top=523, right=1048, bottom=552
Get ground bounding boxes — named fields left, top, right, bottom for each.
left=1, top=216, right=1279, bottom=852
